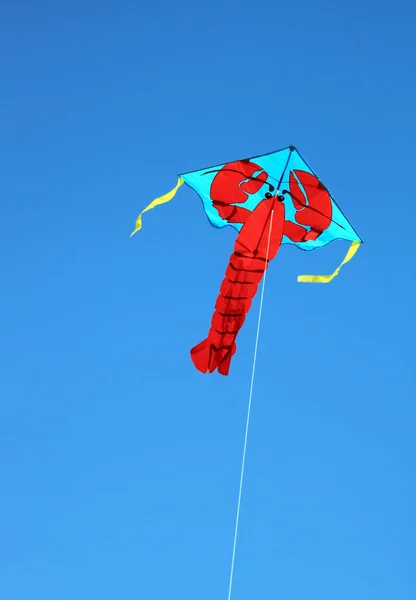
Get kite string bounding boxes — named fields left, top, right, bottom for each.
left=227, top=208, right=275, bottom=600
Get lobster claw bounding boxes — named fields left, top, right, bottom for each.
left=210, top=160, right=270, bottom=224
left=288, top=170, right=332, bottom=241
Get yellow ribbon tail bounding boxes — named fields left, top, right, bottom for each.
left=130, top=176, right=184, bottom=237
left=298, top=240, right=361, bottom=284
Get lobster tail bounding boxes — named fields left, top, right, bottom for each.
left=190, top=338, right=236, bottom=376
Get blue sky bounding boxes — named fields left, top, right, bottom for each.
left=0, top=1, right=415, bottom=598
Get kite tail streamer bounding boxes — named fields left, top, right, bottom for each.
left=130, top=176, right=184, bottom=236
left=298, top=240, right=360, bottom=283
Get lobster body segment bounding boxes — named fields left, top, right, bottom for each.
left=190, top=198, right=284, bottom=375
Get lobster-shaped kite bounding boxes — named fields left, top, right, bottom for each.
left=132, top=146, right=362, bottom=376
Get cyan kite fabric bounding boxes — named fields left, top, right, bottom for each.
left=132, top=146, right=362, bottom=376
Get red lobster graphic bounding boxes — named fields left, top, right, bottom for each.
left=190, top=160, right=332, bottom=375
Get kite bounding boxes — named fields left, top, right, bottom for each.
left=131, top=146, right=362, bottom=376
